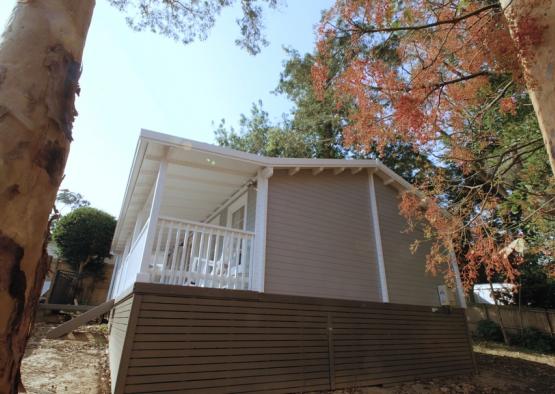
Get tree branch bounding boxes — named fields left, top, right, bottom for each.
left=351, top=4, right=500, bottom=34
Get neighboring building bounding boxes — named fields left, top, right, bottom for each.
left=473, top=283, right=516, bottom=305
left=47, top=240, right=115, bottom=305
left=107, top=129, right=474, bottom=394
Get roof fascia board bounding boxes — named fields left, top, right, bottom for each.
left=141, top=129, right=414, bottom=192
left=111, top=138, right=149, bottom=252
left=140, top=128, right=269, bottom=166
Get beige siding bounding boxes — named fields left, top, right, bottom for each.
left=264, top=170, right=381, bottom=302
left=374, top=179, right=448, bottom=306
left=109, top=296, right=133, bottom=394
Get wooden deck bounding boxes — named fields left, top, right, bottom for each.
left=109, top=283, right=475, bottom=394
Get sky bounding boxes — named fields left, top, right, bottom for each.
left=0, top=0, right=333, bottom=216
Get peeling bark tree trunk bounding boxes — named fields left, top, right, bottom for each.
left=0, top=1, right=95, bottom=392
left=501, top=0, right=555, bottom=176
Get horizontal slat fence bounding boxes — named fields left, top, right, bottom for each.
left=466, top=304, right=555, bottom=336
left=111, top=283, right=475, bottom=394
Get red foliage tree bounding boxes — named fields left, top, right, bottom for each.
left=313, top=1, right=554, bottom=294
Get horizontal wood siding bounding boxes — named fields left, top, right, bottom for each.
left=374, top=179, right=450, bottom=306
left=109, top=295, right=134, bottom=394
left=112, top=283, right=474, bottom=393
left=265, top=170, right=380, bottom=302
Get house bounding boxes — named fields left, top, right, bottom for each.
left=45, top=241, right=115, bottom=306
left=473, top=283, right=516, bottom=305
left=107, top=129, right=474, bottom=394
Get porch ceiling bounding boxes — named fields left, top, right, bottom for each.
left=112, top=137, right=260, bottom=253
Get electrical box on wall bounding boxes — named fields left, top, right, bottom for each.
left=437, top=285, right=450, bottom=306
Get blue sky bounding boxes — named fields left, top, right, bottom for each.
left=0, top=0, right=332, bottom=216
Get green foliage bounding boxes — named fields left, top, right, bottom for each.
left=511, top=328, right=554, bottom=353
left=56, top=189, right=90, bottom=210
left=475, top=319, right=503, bottom=342
left=108, top=0, right=277, bottom=54
left=215, top=48, right=434, bottom=183
left=518, top=258, right=555, bottom=309
left=52, top=207, right=116, bottom=273
left=215, top=101, right=317, bottom=158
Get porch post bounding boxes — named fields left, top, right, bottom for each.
left=368, top=170, right=389, bottom=302
left=251, top=167, right=273, bottom=292
left=137, top=152, right=168, bottom=281
left=449, top=248, right=467, bottom=308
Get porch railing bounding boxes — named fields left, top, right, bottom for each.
left=113, top=218, right=150, bottom=297
left=147, top=217, right=255, bottom=290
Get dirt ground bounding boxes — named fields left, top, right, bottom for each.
left=21, top=324, right=555, bottom=394
left=21, top=323, right=110, bottom=394
left=330, top=343, right=555, bottom=394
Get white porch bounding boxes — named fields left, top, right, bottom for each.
left=108, top=131, right=271, bottom=299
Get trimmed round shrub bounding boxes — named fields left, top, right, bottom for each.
left=52, top=207, right=116, bottom=272
left=475, top=319, right=503, bottom=342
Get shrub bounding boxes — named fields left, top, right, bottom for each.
left=52, top=207, right=116, bottom=273
left=511, top=328, right=554, bottom=353
left=475, top=319, right=503, bottom=342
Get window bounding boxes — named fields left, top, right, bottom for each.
left=231, top=206, right=245, bottom=230
left=226, top=193, right=247, bottom=231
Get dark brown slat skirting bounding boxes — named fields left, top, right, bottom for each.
left=108, top=283, right=475, bottom=394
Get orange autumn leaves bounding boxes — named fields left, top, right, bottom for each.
left=312, top=0, right=549, bottom=290
left=312, top=1, right=530, bottom=152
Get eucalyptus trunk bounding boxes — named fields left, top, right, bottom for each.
left=501, top=0, right=555, bottom=175
left=0, top=1, right=95, bottom=392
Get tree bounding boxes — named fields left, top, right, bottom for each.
left=0, top=1, right=274, bottom=391
left=55, top=189, right=90, bottom=212
left=52, top=207, right=116, bottom=303
left=215, top=101, right=319, bottom=158
left=312, top=0, right=555, bottom=315
left=501, top=0, right=555, bottom=175
left=216, top=48, right=435, bottom=183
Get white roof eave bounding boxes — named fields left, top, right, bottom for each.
left=141, top=128, right=412, bottom=189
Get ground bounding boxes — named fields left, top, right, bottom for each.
left=340, top=348, right=555, bottom=394
left=21, top=323, right=110, bottom=394
left=21, top=325, right=555, bottom=394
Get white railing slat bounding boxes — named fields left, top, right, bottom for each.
left=146, top=217, right=253, bottom=290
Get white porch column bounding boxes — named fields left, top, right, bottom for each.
left=137, top=153, right=168, bottom=281
left=368, top=170, right=389, bottom=302
left=251, top=167, right=273, bottom=292
left=449, top=248, right=467, bottom=308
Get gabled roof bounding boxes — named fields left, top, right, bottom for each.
left=111, top=129, right=413, bottom=253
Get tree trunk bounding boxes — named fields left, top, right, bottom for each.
left=501, top=0, right=555, bottom=175
left=74, top=258, right=91, bottom=305
left=0, top=1, right=95, bottom=392
left=489, top=281, right=510, bottom=345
